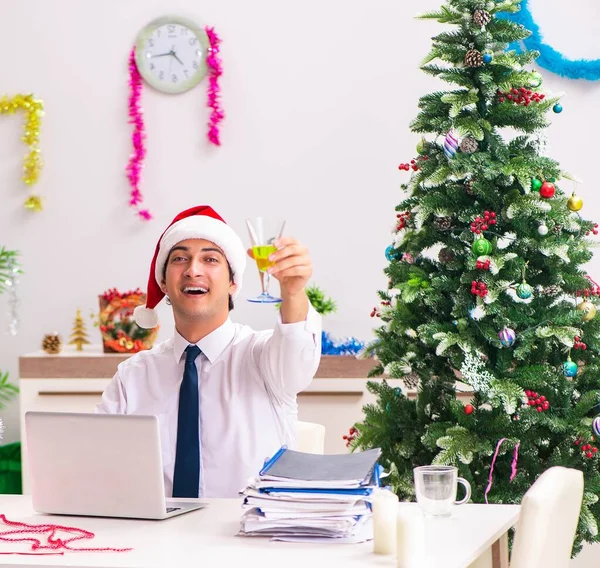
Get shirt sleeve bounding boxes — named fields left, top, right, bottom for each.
left=95, top=369, right=127, bottom=414
left=253, top=303, right=322, bottom=404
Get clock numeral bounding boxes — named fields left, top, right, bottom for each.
left=192, top=60, right=199, bottom=69
left=180, top=27, right=188, bottom=35
left=159, top=71, right=164, bottom=80
left=150, top=63, right=155, bottom=70
left=168, top=24, right=176, bottom=32
left=183, top=69, right=189, bottom=78
left=156, top=29, right=161, bottom=37
left=148, top=38, right=154, bottom=47
left=172, top=74, right=178, bottom=83
left=189, top=37, right=197, bottom=45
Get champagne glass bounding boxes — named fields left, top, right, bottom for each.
left=246, top=217, right=286, bottom=304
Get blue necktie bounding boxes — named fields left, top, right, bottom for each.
left=172, top=345, right=201, bottom=498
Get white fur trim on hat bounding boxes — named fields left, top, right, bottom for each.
left=133, top=305, right=159, bottom=329
left=155, top=216, right=246, bottom=296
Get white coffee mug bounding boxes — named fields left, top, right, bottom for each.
left=413, top=465, right=471, bottom=517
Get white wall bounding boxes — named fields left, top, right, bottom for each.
left=1, top=1, right=600, bottom=559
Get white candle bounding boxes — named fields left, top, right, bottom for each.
left=372, top=488, right=399, bottom=555
left=396, top=506, right=427, bottom=568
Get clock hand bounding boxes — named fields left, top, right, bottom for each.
left=151, top=51, right=172, bottom=58
left=172, top=52, right=184, bottom=66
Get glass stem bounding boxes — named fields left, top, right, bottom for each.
left=258, top=270, right=266, bottom=294
left=264, top=272, right=271, bottom=296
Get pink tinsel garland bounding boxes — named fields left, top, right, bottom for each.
left=484, top=438, right=520, bottom=504
left=0, top=514, right=131, bottom=554
left=126, top=47, right=151, bottom=221
left=205, top=27, right=224, bottom=146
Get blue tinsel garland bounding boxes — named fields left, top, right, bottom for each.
left=502, top=0, right=600, bottom=81
left=321, top=331, right=365, bottom=355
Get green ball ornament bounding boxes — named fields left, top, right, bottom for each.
left=531, top=178, right=543, bottom=191
left=563, top=359, right=578, bottom=378
left=472, top=238, right=493, bottom=256
left=516, top=282, right=533, bottom=300
left=528, top=71, right=543, bottom=88
left=416, top=137, right=427, bottom=154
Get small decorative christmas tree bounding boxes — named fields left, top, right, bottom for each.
left=69, top=309, right=90, bottom=351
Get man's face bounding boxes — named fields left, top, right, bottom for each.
left=160, top=239, right=236, bottom=323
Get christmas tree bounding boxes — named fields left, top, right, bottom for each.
left=354, top=0, right=600, bottom=555
left=69, top=308, right=91, bottom=351
left=0, top=247, right=20, bottom=406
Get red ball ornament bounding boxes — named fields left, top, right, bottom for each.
left=540, top=181, right=556, bottom=199
left=464, top=404, right=475, bottom=415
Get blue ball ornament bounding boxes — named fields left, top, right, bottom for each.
left=498, top=327, right=516, bottom=347
left=516, top=282, right=533, bottom=300
left=483, top=53, right=493, bottom=64
left=593, top=416, right=600, bottom=438
left=553, top=103, right=563, bottom=114
left=563, top=360, right=578, bottom=378
left=385, top=245, right=399, bottom=262
left=394, top=387, right=402, bottom=397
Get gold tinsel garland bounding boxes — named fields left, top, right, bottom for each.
left=0, top=94, right=44, bottom=211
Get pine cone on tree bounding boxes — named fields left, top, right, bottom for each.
left=473, top=9, right=491, bottom=27
left=42, top=333, right=62, bottom=354
left=460, top=137, right=479, bottom=154
left=438, top=247, right=455, bottom=263
left=545, top=285, right=562, bottom=297
left=403, top=373, right=420, bottom=390
left=464, top=179, right=475, bottom=195
left=435, top=216, right=453, bottom=230
left=465, top=48, right=484, bottom=68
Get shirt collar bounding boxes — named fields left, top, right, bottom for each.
left=172, top=318, right=235, bottom=364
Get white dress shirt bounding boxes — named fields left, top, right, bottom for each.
left=95, top=306, right=321, bottom=498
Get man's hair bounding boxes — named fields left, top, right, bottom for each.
left=161, top=254, right=235, bottom=311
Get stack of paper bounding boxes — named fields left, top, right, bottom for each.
left=239, top=447, right=382, bottom=543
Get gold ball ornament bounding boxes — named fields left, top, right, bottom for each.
left=578, top=300, right=597, bottom=321
left=567, top=194, right=583, bottom=212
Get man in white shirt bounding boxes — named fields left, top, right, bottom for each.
left=96, top=205, right=322, bottom=498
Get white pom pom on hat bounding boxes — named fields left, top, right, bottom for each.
left=134, top=205, right=247, bottom=329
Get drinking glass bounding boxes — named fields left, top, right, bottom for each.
left=413, top=465, right=471, bottom=518
left=245, top=217, right=286, bottom=304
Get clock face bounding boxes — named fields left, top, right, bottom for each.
left=134, top=16, right=209, bottom=94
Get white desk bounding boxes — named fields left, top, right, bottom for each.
left=0, top=496, right=519, bottom=568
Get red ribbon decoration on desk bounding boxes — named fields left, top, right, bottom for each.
left=0, top=514, right=132, bottom=554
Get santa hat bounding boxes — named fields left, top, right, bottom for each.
left=133, top=205, right=247, bottom=329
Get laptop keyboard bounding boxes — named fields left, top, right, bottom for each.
left=166, top=507, right=182, bottom=513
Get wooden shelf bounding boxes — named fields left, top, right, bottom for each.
left=19, top=346, right=379, bottom=379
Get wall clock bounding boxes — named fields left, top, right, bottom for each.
left=134, top=16, right=210, bottom=94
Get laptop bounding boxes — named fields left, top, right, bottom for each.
left=25, top=411, right=208, bottom=520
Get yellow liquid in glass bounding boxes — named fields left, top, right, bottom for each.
left=252, top=245, right=277, bottom=272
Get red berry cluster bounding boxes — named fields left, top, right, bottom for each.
left=574, top=438, right=598, bottom=459
left=471, top=281, right=488, bottom=297
left=470, top=211, right=497, bottom=234
left=525, top=390, right=550, bottom=412
left=396, top=211, right=411, bottom=230
left=476, top=259, right=491, bottom=271
left=101, top=287, right=144, bottom=302
left=585, top=223, right=599, bottom=236
left=370, top=307, right=381, bottom=318
left=573, top=336, right=587, bottom=350
left=579, top=287, right=600, bottom=298
left=398, top=156, right=429, bottom=172
left=497, top=87, right=545, bottom=106
left=343, top=427, right=359, bottom=448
